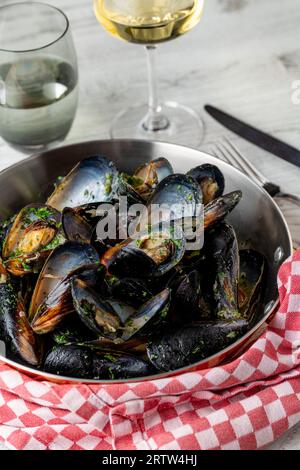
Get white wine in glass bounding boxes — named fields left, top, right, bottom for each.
left=94, top=1, right=205, bottom=146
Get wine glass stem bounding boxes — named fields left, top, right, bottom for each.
left=142, top=45, right=169, bottom=132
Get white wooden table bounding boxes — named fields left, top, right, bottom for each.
left=0, top=0, right=300, bottom=450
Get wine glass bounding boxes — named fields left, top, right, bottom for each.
left=0, top=2, right=78, bottom=154
left=94, top=0, right=205, bottom=147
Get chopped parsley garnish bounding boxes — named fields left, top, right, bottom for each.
left=105, top=173, right=113, bottom=195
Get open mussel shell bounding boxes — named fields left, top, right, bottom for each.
left=138, top=174, right=203, bottom=229
left=65, top=200, right=122, bottom=248
left=2, top=204, right=64, bottom=277
left=71, top=278, right=121, bottom=338
left=44, top=344, right=151, bottom=379
left=91, top=205, right=136, bottom=255
left=205, top=222, right=241, bottom=322
left=121, top=288, right=171, bottom=341
left=238, top=249, right=266, bottom=319
left=29, top=242, right=99, bottom=334
left=117, top=173, right=146, bottom=205
left=204, top=191, right=242, bottom=230
left=105, top=300, right=135, bottom=325
left=101, top=223, right=186, bottom=279
left=147, top=319, right=249, bottom=372
left=62, top=206, right=95, bottom=244
left=47, top=156, right=119, bottom=211
left=187, top=164, right=225, bottom=205
left=0, top=275, right=41, bottom=366
left=132, top=157, right=174, bottom=199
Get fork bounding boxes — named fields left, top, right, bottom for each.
left=214, top=138, right=300, bottom=206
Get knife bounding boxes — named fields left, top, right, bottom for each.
left=205, top=105, right=300, bottom=169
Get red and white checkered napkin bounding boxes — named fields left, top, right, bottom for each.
left=0, top=251, right=300, bottom=451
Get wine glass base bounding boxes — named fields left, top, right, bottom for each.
left=110, top=101, right=205, bottom=148
left=3, top=137, right=66, bottom=155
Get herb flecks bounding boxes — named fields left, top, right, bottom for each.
left=105, top=173, right=113, bottom=195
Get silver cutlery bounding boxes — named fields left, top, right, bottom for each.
left=213, top=138, right=300, bottom=248
left=215, top=138, right=300, bottom=203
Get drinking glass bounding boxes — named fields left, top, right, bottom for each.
left=0, top=2, right=78, bottom=153
left=94, top=0, right=205, bottom=147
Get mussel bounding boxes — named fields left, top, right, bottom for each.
left=204, top=191, right=242, bottom=230
left=29, top=242, right=99, bottom=334
left=44, top=344, right=151, bottom=379
left=47, top=156, right=119, bottom=211
left=121, top=288, right=171, bottom=341
left=2, top=204, right=64, bottom=276
left=62, top=207, right=94, bottom=244
left=140, top=174, right=203, bottom=228
left=101, top=224, right=186, bottom=279
left=132, top=158, right=174, bottom=199
left=0, top=263, right=41, bottom=366
left=205, top=222, right=241, bottom=321
left=71, top=278, right=121, bottom=338
left=117, top=173, right=146, bottom=205
left=91, top=203, right=136, bottom=254
left=0, top=153, right=259, bottom=380
left=147, top=319, right=248, bottom=371
left=187, top=164, right=225, bottom=205
left=92, top=350, right=151, bottom=379
left=238, top=249, right=266, bottom=319
left=44, top=344, right=93, bottom=379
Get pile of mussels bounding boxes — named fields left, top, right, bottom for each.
left=0, top=156, right=266, bottom=380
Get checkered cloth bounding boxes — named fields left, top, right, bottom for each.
left=0, top=251, right=300, bottom=451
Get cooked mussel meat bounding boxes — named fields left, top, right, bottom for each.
left=147, top=319, right=248, bottom=371
left=101, top=224, right=185, bottom=278
left=132, top=157, right=174, bottom=199
left=47, top=156, right=119, bottom=211
left=71, top=278, right=121, bottom=338
left=238, top=249, right=266, bottom=319
left=2, top=204, right=64, bottom=276
left=187, top=164, right=225, bottom=204
left=29, top=242, right=99, bottom=334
